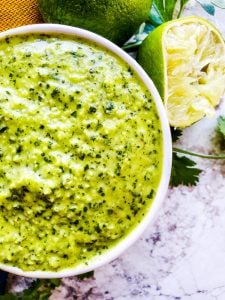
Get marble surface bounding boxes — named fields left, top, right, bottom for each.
left=6, top=1, right=225, bottom=299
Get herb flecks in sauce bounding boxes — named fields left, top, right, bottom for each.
left=0, top=34, right=162, bottom=271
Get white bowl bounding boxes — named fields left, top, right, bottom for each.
left=0, top=24, right=172, bottom=278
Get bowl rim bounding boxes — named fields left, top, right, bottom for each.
left=0, top=23, right=172, bottom=278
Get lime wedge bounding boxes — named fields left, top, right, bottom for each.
left=137, top=16, right=225, bottom=128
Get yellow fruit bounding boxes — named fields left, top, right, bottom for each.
left=137, top=16, right=225, bottom=128
left=38, top=0, right=152, bottom=45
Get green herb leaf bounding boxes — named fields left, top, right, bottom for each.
left=176, top=0, right=190, bottom=17
left=196, top=0, right=215, bottom=15
left=122, top=22, right=155, bottom=50
left=171, top=127, right=183, bottom=142
left=150, top=0, right=176, bottom=23
left=149, top=0, right=189, bottom=25
left=215, top=115, right=225, bottom=150
left=0, top=279, right=61, bottom=300
left=170, top=153, right=202, bottom=187
left=217, top=115, right=225, bottom=137
left=149, top=3, right=165, bottom=26
left=178, top=0, right=191, bottom=16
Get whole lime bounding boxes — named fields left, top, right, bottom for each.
left=38, top=0, right=152, bottom=45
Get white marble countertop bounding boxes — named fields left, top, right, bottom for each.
left=7, top=2, right=225, bottom=299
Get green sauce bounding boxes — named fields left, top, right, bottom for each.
left=0, top=33, right=163, bottom=271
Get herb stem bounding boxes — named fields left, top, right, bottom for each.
left=173, top=147, right=225, bottom=159
left=122, top=42, right=141, bottom=51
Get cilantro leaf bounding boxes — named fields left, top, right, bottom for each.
left=170, top=153, right=202, bottom=187
left=171, top=127, right=183, bottom=142
left=0, top=279, right=61, bottom=300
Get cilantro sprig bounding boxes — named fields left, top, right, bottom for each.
left=171, top=115, right=225, bottom=187
left=170, top=128, right=202, bottom=187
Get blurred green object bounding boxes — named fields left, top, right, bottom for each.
left=0, top=279, right=61, bottom=300
left=38, top=0, right=152, bottom=45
